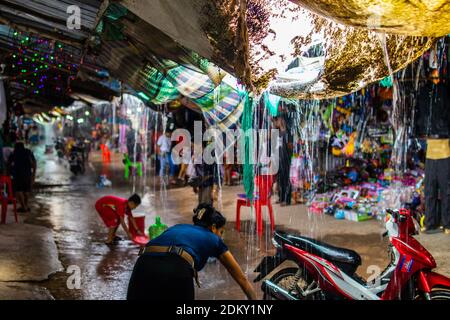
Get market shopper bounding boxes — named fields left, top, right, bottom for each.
left=29, top=125, right=39, bottom=145
left=157, top=130, right=176, bottom=183
left=274, top=114, right=293, bottom=206
left=192, top=161, right=216, bottom=206
left=95, top=194, right=143, bottom=245
left=189, top=140, right=222, bottom=206
left=127, top=203, right=257, bottom=300
left=177, top=151, right=188, bottom=184
left=224, top=151, right=234, bottom=186
left=8, top=142, right=36, bottom=212
left=126, top=126, right=136, bottom=157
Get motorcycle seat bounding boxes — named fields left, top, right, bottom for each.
left=274, top=231, right=362, bottom=275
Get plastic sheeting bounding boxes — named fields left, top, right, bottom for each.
left=291, top=0, right=450, bottom=37
left=120, top=0, right=435, bottom=99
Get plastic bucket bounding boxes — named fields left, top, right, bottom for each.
left=128, top=213, right=146, bottom=237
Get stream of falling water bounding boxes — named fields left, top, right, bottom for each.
left=44, top=123, right=55, bottom=145
left=214, top=83, right=224, bottom=212
left=378, top=33, right=410, bottom=175
left=245, top=96, right=257, bottom=288
left=151, top=107, right=159, bottom=219
left=132, top=113, right=138, bottom=194
left=378, top=34, right=400, bottom=168
left=303, top=100, right=325, bottom=240
left=260, top=97, right=272, bottom=265
left=111, top=95, right=155, bottom=219
left=141, top=107, right=150, bottom=197
left=159, top=106, right=169, bottom=223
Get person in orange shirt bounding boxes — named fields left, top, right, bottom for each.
left=95, top=194, right=142, bottom=244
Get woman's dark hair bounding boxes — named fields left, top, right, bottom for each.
left=128, top=193, right=141, bottom=205
left=14, top=142, right=25, bottom=151
left=193, top=203, right=226, bottom=229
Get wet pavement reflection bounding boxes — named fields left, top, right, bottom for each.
left=25, top=144, right=431, bottom=300
left=29, top=148, right=273, bottom=300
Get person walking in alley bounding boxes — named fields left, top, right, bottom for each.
left=157, top=130, right=176, bottom=184
left=177, top=148, right=189, bottom=184
left=189, top=141, right=221, bottom=206
left=192, top=161, right=216, bottom=205
left=95, top=194, right=143, bottom=245
left=273, top=114, right=293, bottom=206
left=127, top=203, right=257, bottom=300
left=8, top=142, right=36, bottom=212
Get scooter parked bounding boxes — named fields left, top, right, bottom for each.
left=69, top=149, right=85, bottom=175
left=54, top=137, right=65, bottom=159
left=255, top=208, right=450, bottom=300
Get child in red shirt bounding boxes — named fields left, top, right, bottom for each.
left=95, top=194, right=142, bottom=245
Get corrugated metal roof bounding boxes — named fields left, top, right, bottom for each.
left=0, top=1, right=237, bottom=115
left=0, top=0, right=104, bottom=44
left=0, top=0, right=112, bottom=111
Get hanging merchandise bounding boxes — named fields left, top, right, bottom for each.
left=380, top=76, right=393, bottom=88
left=320, top=101, right=335, bottom=133
left=263, top=91, right=281, bottom=117
left=378, top=86, right=393, bottom=101
left=295, top=62, right=430, bottom=222
left=242, top=94, right=255, bottom=200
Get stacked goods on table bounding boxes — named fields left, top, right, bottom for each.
left=307, top=169, right=424, bottom=222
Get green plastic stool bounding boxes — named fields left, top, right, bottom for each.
left=123, top=153, right=143, bottom=179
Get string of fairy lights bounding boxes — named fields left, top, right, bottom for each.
left=7, top=29, right=80, bottom=98
left=4, top=29, right=92, bottom=126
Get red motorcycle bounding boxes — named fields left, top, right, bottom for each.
left=255, top=208, right=450, bottom=300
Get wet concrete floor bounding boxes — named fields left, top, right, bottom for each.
left=3, top=145, right=448, bottom=300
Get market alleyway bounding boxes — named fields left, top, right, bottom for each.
left=0, top=146, right=449, bottom=300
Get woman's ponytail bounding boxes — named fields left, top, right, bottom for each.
left=193, top=203, right=226, bottom=229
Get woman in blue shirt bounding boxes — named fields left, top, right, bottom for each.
left=127, top=203, right=256, bottom=300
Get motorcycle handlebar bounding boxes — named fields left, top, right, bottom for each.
left=386, top=209, right=396, bottom=216
left=386, top=209, right=402, bottom=221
